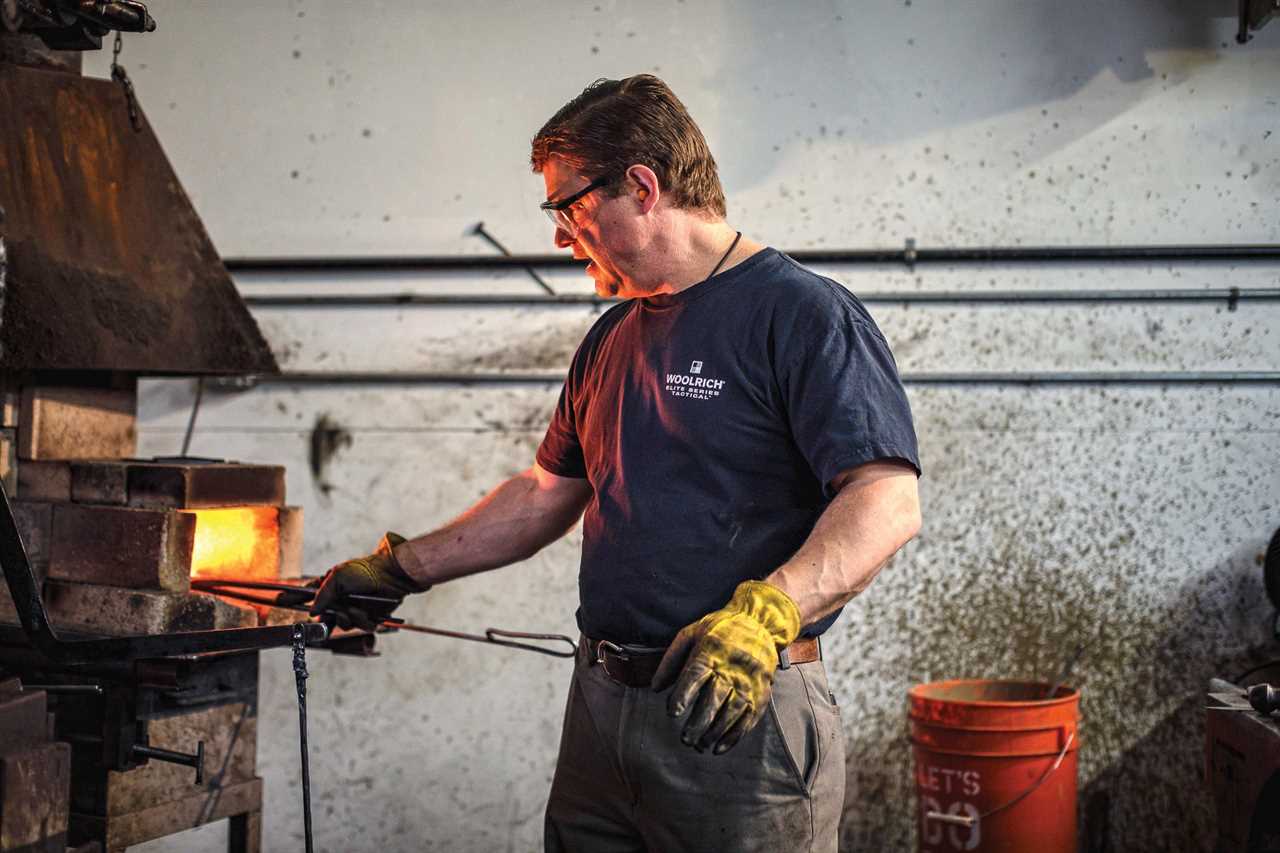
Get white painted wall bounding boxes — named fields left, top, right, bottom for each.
left=77, top=2, right=1280, bottom=850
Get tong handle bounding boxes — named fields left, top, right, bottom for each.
left=484, top=629, right=577, bottom=658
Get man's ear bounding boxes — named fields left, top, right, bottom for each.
left=626, top=165, right=660, bottom=214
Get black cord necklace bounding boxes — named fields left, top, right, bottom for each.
left=704, top=231, right=742, bottom=284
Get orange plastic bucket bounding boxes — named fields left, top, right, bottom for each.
left=908, top=680, right=1081, bottom=853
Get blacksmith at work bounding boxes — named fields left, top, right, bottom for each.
left=313, top=74, right=922, bottom=853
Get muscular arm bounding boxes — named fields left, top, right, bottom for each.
left=390, top=462, right=593, bottom=587
left=766, top=460, right=921, bottom=626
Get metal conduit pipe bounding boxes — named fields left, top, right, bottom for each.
left=211, top=371, right=1280, bottom=389
left=224, top=243, right=1280, bottom=274
left=241, top=288, right=1280, bottom=309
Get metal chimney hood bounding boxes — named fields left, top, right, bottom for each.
left=0, top=59, right=278, bottom=376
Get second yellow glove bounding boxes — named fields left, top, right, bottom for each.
left=651, top=580, right=801, bottom=754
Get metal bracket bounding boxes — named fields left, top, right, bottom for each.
left=133, top=740, right=204, bottom=784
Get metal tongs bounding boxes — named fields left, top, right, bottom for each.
left=190, top=578, right=577, bottom=659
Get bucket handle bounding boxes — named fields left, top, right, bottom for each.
left=924, top=728, right=1075, bottom=828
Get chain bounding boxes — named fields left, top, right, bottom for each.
left=291, top=624, right=315, bottom=853
left=109, top=31, right=142, bottom=132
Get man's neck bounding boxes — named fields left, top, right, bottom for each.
left=633, top=219, right=762, bottom=297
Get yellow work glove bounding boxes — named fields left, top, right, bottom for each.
left=651, top=580, right=801, bottom=755
left=309, top=533, right=427, bottom=630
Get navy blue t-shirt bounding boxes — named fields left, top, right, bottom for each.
left=536, top=247, right=920, bottom=646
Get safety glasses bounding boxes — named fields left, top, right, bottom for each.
left=540, top=174, right=613, bottom=236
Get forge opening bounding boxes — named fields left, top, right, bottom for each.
left=185, top=506, right=280, bottom=581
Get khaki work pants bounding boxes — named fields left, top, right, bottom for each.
left=544, top=642, right=845, bottom=853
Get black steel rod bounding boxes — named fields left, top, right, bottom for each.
left=240, top=288, right=1280, bottom=309
left=903, top=371, right=1280, bottom=386
left=133, top=743, right=203, bottom=779
left=244, top=293, right=610, bottom=307
left=20, top=683, right=103, bottom=695
left=224, top=244, right=1280, bottom=274
left=470, top=222, right=556, bottom=295
left=180, top=377, right=204, bottom=456
left=211, top=370, right=1280, bottom=388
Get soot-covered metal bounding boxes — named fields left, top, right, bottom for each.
left=0, top=61, right=277, bottom=375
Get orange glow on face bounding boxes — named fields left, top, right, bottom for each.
left=186, top=507, right=280, bottom=581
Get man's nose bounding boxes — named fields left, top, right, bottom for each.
left=553, top=226, right=575, bottom=249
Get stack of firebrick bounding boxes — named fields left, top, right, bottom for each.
left=0, top=382, right=302, bottom=634
left=0, top=382, right=303, bottom=851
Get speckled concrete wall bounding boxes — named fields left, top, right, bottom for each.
left=87, top=2, right=1280, bottom=851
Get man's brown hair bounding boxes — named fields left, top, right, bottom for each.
left=531, top=74, right=727, bottom=217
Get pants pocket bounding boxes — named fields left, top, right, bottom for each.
left=767, top=667, right=822, bottom=795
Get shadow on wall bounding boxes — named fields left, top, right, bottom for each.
left=1077, top=540, right=1277, bottom=853
left=837, top=518, right=1274, bottom=850
left=1080, top=694, right=1210, bottom=853
left=712, top=0, right=1247, bottom=187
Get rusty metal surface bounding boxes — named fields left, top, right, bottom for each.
left=0, top=63, right=276, bottom=375
left=0, top=740, right=71, bottom=851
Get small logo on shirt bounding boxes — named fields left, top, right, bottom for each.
left=666, top=359, right=724, bottom=401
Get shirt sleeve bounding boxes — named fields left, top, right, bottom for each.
left=776, top=289, right=921, bottom=495
left=536, top=379, right=588, bottom=478
left=535, top=301, right=639, bottom=480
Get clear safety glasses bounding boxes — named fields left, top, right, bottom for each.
left=540, top=174, right=613, bottom=236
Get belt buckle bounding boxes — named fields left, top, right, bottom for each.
left=594, top=639, right=629, bottom=665
left=594, top=640, right=632, bottom=684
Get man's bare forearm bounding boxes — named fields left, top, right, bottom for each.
left=391, top=464, right=592, bottom=587
left=766, top=462, right=921, bottom=626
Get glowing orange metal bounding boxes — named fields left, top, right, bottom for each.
left=186, top=507, right=280, bottom=581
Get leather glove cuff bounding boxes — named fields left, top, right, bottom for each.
left=378, top=532, right=430, bottom=594
left=726, top=580, right=802, bottom=650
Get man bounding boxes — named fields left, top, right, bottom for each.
left=313, top=74, right=921, bottom=852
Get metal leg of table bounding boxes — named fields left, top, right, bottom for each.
left=227, top=810, right=262, bottom=853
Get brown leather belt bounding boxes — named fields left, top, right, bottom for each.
left=582, top=634, right=822, bottom=689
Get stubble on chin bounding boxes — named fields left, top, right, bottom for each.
left=592, top=271, right=621, bottom=298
